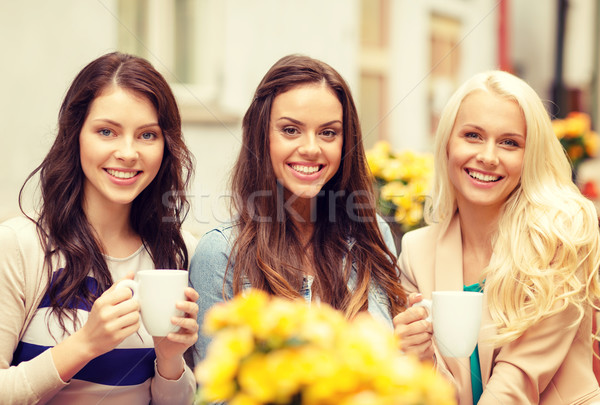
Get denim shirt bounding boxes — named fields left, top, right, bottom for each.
left=189, top=216, right=398, bottom=366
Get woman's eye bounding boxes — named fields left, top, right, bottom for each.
left=321, top=129, right=338, bottom=138
left=141, top=132, right=156, bottom=140
left=99, top=128, right=113, bottom=137
left=464, top=132, right=479, bottom=139
left=282, top=127, right=299, bottom=136
left=501, top=138, right=519, bottom=147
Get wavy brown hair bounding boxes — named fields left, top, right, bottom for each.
left=229, top=54, right=406, bottom=318
left=19, top=52, right=194, bottom=330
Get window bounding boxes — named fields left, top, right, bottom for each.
left=117, top=0, right=232, bottom=123
left=359, top=0, right=390, bottom=148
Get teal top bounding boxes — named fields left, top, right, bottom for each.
left=464, top=282, right=483, bottom=404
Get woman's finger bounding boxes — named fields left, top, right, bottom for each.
left=176, top=300, right=199, bottom=318
left=393, top=306, right=430, bottom=328
left=184, top=286, right=199, bottom=302
left=171, top=317, right=199, bottom=333
left=407, top=292, right=424, bottom=306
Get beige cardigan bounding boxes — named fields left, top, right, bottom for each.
left=399, top=214, right=600, bottom=405
left=0, top=216, right=198, bottom=404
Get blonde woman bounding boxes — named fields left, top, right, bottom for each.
left=393, top=70, right=600, bottom=404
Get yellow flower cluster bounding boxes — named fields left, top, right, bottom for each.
left=552, top=112, right=599, bottom=169
left=195, top=290, right=456, bottom=405
left=366, top=141, right=433, bottom=231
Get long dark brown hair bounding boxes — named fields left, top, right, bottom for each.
left=229, top=54, right=406, bottom=318
left=19, top=52, right=194, bottom=329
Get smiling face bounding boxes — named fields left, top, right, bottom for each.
left=79, top=85, right=164, bottom=212
left=269, top=83, right=344, bottom=202
left=447, top=90, right=526, bottom=213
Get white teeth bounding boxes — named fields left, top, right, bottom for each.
left=468, top=170, right=500, bottom=182
left=106, top=169, right=138, bottom=179
left=290, top=164, right=320, bottom=174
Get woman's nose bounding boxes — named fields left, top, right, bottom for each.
left=476, top=142, right=499, bottom=166
left=114, top=137, right=139, bottom=163
left=298, top=133, right=320, bottom=158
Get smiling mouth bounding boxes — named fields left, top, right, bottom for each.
left=289, top=164, right=323, bottom=175
left=105, top=169, right=140, bottom=179
left=466, top=169, right=502, bottom=183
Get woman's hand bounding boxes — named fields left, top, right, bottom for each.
left=51, top=273, right=140, bottom=381
left=78, top=273, right=141, bottom=356
left=393, top=292, right=434, bottom=362
left=153, top=286, right=199, bottom=380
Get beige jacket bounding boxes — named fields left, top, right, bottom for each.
left=399, top=214, right=600, bottom=404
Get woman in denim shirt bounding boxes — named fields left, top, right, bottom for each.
left=189, top=54, right=407, bottom=364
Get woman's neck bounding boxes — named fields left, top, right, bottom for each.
left=284, top=192, right=315, bottom=240
left=289, top=207, right=314, bottom=248
left=82, top=197, right=140, bottom=258
left=457, top=204, right=499, bottom=284
left=283, top=192, right=316, bottom=275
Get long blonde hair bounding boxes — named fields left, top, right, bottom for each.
left=431, top=70, right=600, bottom=344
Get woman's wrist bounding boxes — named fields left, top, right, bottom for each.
left=155, top=355, right=185, bottom=380
left=50, top=332, right=96, bottom=382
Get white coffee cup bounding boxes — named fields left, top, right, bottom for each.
left=117, top=269, right=187, bottom=337
left=413, top=291, right=483, bottom=358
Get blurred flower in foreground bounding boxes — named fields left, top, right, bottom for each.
left=194, top=289, right=456, bottom=405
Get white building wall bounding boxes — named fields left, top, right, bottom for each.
left=0, top=0, right=359, bottom=237
left=388, top=0, right=500, bottom=153
left=1, top=1, right=576, bottom=237
left=510, top=1, right=557, bottom=101
left=0, top=0, right=118, bottom=220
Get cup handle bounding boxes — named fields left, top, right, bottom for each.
left=412, top=298, right=432, bottom=322
left=115, top=279, right=139, bottom=302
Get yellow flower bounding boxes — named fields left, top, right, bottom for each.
left=567, top=144, right=584, bottom=161
left=195, top=290, right=457, bottom=405
left=553, top=112, right=598, bottom=171
left=405, top=204, right=424, bottom=227
left=552, top=119, right=567, bottom=139
left=584, top=130, right=599, bottom=157
left=338, top=391, right=382, bottom=405
left=409, top=362, right=457, bottom=405
left=266, top=349, right=310, bottom=400
left=295, top=346, right=340, bottom=388
left=203, top=289, right=270, bottom=334
left=339, top=314, right=396, bottom=372
left=565, top=111, right=591, bottom=137
left=195, top=332, right=252, bottom=401
left=380, top=159, right=406, bottom=182
left=196, top=379, right=237, bottom=403
left=237, top=353, right=278, bottom=403
left=380, top=181, right=413, bottom=211
left=366, top=153, right=384, bottom=179
left=366, top=141, right=432, bottom=231
left=366, top=141, right=391, bottom=178
left=229, top=393, right=262, bottom=405
left=412, top=155, right=434, bottom=181
left=379, top=181, right=405, bottom=201
left=372, top=140, right=391, bottom=156
left=303, top=365, right=354, bottom=404
left=297, top=304, right=346, bottom=347
left=408, top=177, right=430, bottom=197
